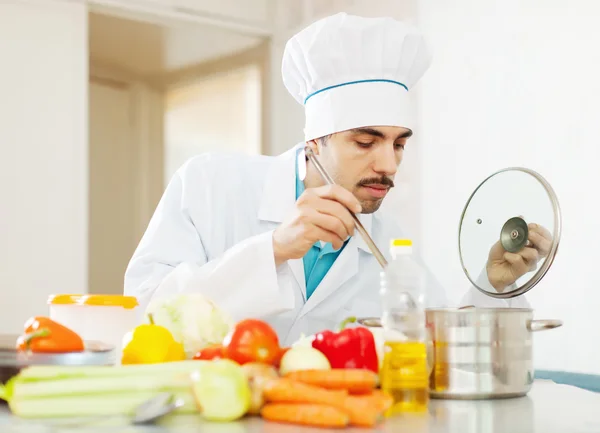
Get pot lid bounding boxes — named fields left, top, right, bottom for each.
left=458, top=167, right=562, bottom=299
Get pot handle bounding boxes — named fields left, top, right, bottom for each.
left=527, top=319, right=563, bottom=332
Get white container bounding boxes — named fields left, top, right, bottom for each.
left=48, top=294, right=140, bottom=362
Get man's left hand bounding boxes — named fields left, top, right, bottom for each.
left=486, top=223, right=553, bottom=292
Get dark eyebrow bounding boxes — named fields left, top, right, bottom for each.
left=398, top=129, right=413, bottom=139
left=350, top=128, right=385, bottom=138
left=349, top=127, right=413, bottom=140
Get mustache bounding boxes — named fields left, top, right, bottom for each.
left=357, top=177, right=395, bottom=188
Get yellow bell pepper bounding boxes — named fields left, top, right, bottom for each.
left=121, top=314, right=186, bottom=364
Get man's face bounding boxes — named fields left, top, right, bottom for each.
left=309, top=126, right=412, bottom=214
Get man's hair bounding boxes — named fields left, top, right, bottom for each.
left=320, top=134, right=331, bottom=145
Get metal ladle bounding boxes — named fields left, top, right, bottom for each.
left=43, top=392, right=184, bottom=429
left=131, top=392, right=185, bottom=425
left=304, top=146, right=388, bottom=268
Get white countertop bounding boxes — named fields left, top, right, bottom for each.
left=1, top=380, right=599, bottom=433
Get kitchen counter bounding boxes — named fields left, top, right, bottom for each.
left=1, top=380, right=599, bottom=433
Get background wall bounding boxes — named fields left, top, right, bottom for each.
left=415, top=0, right=600, bottom=374
left=0, top=0, right=88, bottom=334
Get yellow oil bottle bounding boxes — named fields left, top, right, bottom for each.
left=379, top=239, right=430, bottom=415
left=380, top=340, right=429, bottom=414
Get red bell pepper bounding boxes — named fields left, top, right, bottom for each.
left=311, top=316, right=378, bottom=373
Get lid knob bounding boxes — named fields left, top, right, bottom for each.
left=500, top=216, right=529, bottom=253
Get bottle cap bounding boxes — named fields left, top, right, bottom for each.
left=391, top=239, right=412, bottom=248
left=390, top=239, right=413, bottom=257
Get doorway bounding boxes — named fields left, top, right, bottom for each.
left=87, top=10, right=268, bottom=295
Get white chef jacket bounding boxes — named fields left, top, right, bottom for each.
left=124, top=144, right=529, bottom=345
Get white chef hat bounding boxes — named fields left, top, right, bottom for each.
left=282, top=12, right=432, bottom=142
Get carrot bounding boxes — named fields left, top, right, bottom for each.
left=284, top=368, right=378, bottom=394
left=341, top=396, right=384, bottom=427
left=263, top=378, right=382, bottom=427
left=261, top=403, right=349, bottom=428
left=263, top=378, right=348, bottom=404
left=354, top=389, right=394, bottom=412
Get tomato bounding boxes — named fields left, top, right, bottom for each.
left=223, top=319, right=281, bottom=365
left=193, top=344, right=224, bottom=360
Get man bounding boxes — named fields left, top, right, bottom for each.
left=124, top=13, right=547, bottom=344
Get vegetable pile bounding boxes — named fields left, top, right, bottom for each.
left=1, top=312, right=393, bottom=429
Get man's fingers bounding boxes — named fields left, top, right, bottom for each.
left=528, top=231, right=551, bottom=257
left=309, top=212, right=351, bottom=244
left=313, top=226, right=345, bottom=250
left=519, top=247, right=539, bottom=264
left=505, top=247, right=539, bottom=275
left=528, top=223, right=552, bottom=241
left=519, top=247, right=540, bottom=271
left=314, top=185, right=362, bottom=213
left=503, top=252, right=530, bottom=276
left=313, top=198, right=356, bottom=237
left=528, top=223, right=552, bottom=258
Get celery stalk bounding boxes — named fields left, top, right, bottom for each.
left=18, top=360, right=208, bottom=381
left=7, top=359, right=252, bottom=421
left=10, top=391, right=196, bottom=418
left=6, top=361, right=207, bottom=418
left=12, top=374, right=191, bottom=399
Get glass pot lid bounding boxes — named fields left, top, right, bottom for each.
left=458, top=167, right=562, bottom=299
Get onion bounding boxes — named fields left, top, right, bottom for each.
left=279, top=346, right=331, bottom=376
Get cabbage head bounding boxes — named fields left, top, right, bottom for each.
left=145, top=294, right=233, bottom=359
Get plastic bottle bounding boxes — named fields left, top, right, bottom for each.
left=379, top=239, right=429, bottom=415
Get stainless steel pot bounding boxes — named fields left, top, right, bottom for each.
left=425, top=307, right=562, bottom=399
left=358, top=307, right=562, bottom=400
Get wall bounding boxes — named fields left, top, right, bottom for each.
left=415, top=0, right=600, bottom=374
left=0, top=0, right=88, bottom=333
left=266, top=0, right=304, bottom=156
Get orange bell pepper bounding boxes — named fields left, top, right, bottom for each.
left=16, top=316, right=84, bottom=353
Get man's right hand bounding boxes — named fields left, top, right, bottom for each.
left=272, top=185, right=362, bottom=266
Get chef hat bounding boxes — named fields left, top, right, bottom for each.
left=282, top=12, right=432, bottom=142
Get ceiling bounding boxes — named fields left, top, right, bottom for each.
left=88, top=12, right=265, bottom=76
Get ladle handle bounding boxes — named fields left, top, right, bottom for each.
left=304, top=146, right=388, bottom=268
